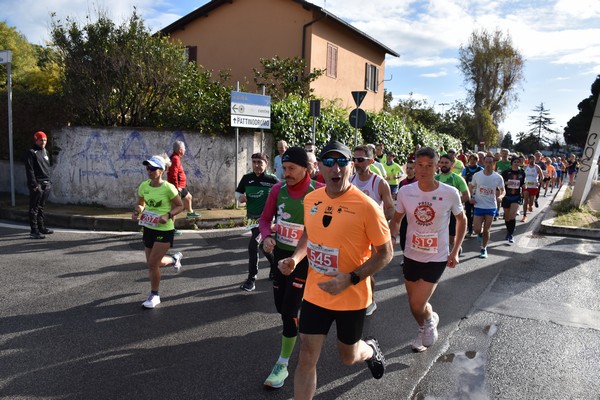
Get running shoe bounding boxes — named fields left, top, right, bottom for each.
left=186, top=211, right=201, bottom=218
left=508, top=235, right=515, bottom=244
left=364, top=336, right=385, bottom=379
left=411, top=327, right=427, bottom=353
left=30, top=232, right=46, bottom=239
left=422, top=312, right=439, bottom=347
left=142, top=293, right=160, bottom=309
left=521, top=215, right=527, bottom=223
left=172, top=252, right=183, bottom=273
left=263, top=362, right=288, bottom=388
left=40, top=228, right=54, bottom=234
left=240, top=278, right=255, bottom=292
left=366, top=301, right=378, bottom=316
left=174, top=230, right=183, bottom=236
left=479, top=248, right=488, bottom=258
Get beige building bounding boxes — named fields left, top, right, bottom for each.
left=161, top=0, right=399, bottom=112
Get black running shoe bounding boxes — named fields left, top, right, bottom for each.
left=365, top=336, right=385, bottom=379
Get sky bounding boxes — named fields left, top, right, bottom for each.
left=2, top=0, right=600, bottom=143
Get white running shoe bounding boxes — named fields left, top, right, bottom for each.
left=366, top=301, right=378, bottom=316
left=142, top=294, right=161, bottom=309
left=172, top=252, right=183, bottom=273
left=422, top=312, right=439, bottom=347
left=411, top=327, right=427, bottom=352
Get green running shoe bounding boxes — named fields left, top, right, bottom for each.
left=264, top=362, right=289, bottom=389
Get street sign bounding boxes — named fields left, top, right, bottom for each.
left=230, top=91, right=271, bottom=129
left=351, top=91, right=367, bottom=107
left=349, top=108, right=367, bottom=128
left=0, top=50, right=12, bottom=64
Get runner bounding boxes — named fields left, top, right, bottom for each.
left=278, top=140, right=393, bottom=399
left=544, top=158, right=557, bottom=196
left=167, top=140, right=200, bottom=235
left=501, top=156, right=526, bottom=243
left=469, top=155, right=505, bottom=258
left=350, top=144, right=395, bottom=315
left=435, top=154, right=470, bottom=252
left=398, top=160, right=418, bottom=257
left=259, top=146, right=322, bottom=389
left=522, top=155, right=544, bottom=223
left=462, top=154, right=483, bottom=236
left=235, top=153, right=279, bottom=291
left=383, top=151, right=403, bottom=200
left=132, top=154, right=184, bottom=309
left=390, top=147, right=466, bottom=352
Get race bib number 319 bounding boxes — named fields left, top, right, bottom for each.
left=307, top=240, right=339, bottom=276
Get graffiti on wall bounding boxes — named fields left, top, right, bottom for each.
left=74, top=130, right=204, bottom=181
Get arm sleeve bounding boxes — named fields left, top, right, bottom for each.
left=24, top=150, right=37, bottom=187
left=258, top=184, right=281, bottom=238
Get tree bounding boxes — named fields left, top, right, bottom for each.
left=0, top=22, right=60, bottom=93
left=252, top=56, right=324, bottom=102
left=528, top=102, right=557, bottom=142
left=564, top=75, right=600, bottom=148
left=50, top=10, right=189, bottom=126
left=458, top=28, right=525, bottom=145
left=514, top=131, right=543, bottom=155
left=500, top=131, right=513, bottom=149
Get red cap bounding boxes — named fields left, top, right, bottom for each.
left=34, top=131, right=47, bottom=141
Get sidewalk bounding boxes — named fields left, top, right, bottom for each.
left=0, top=192, right=247, bottom=232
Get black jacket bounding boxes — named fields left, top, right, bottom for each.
left=24, top=144, right=51, bottom=188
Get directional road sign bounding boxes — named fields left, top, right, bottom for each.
left=230, top=91, right=271, bottom=129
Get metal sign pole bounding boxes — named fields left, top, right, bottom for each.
left=235, top=81, right=240, bottom=208
left=1, top=50, right=14, bottom=206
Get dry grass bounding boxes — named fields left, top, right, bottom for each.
left=552, top=187, right=600, bottom=229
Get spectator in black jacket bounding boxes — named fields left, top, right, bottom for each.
left=24, top=131, right=53, bottom=239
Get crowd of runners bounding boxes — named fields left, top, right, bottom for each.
left=123, top=133, right=579, bottom=399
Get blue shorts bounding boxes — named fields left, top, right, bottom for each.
left=474, top=208, right=497, bottom=217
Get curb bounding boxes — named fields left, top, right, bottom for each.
left=0, top=208, right=246, bottom=233
left=538, top=185, right=600, bottom=240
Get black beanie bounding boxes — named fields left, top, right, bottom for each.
left=282, top=147, right=309, bottom=168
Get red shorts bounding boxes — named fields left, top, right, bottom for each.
left=524, top=187, right=539, bottom=196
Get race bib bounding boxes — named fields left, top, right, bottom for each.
left=411, top=232, right=439, bottom=254
left=525, top=181, right=537, bottom=188
left=507, top=179, right=521, bottom=189
left=139, top=210, right=160, bottom=228
left=276, top=219, right=304, bottom=247
left=307, top=240, right=339, bottom=276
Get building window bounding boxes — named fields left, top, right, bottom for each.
left=326, top=43, right=338, bottom=78
left=365, top=63, right=379, bottom=92
left=185, top=46, right=197, bottom=64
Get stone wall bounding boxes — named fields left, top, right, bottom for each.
left=2, top=127, right=272, bottom=209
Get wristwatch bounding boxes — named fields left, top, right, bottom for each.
left=350, top=271, right=361, bottom=285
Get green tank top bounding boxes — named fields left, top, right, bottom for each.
left=275, top=181, right=316, bottom=251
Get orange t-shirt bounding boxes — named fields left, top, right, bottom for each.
left=302, top=185, right=390, bottom=311
left=545, top=164, right=556, bottom=178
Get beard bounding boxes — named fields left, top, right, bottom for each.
left=440, top=166, right=450, bottom=174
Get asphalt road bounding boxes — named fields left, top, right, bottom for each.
left=1, top=195, right=599, bottom=399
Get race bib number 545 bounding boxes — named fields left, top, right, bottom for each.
left=307, top=240, right=339, bottom=276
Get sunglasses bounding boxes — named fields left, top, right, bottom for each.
left=352, top=157, right=371, bottom=163
left=146, top=165, right=160, bottom=172
left=321, top=157, right=351, bottom=168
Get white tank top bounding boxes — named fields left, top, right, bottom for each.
left=350, top=173, right=383, bottom=207
left=524, top=165, right=539, bottom=188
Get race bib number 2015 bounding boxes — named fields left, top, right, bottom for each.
left=139, top=210, right=160, bottom=228
left=307, top=240, right=339, bottom=276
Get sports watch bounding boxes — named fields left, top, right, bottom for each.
left=350, top=271, right=360, bottom=285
